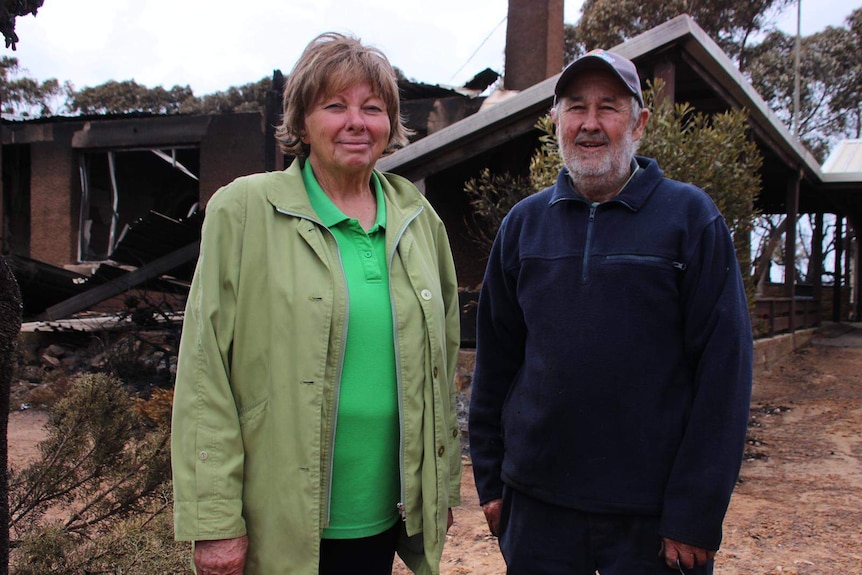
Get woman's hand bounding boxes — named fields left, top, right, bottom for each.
left=194, top=536, right=248, bottom=575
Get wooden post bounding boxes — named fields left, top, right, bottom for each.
left=833, top=216, right=844, bottom=322
left=853, top=221, right=861, bottom=321
left=654, top=60, right=676, bottom=108
left=812, top=212, right=823, bottom=321
left=784, top=173, right=800, bottom=331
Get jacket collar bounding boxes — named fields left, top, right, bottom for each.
left=265, top=158, right=424, bottom=225
left=549, top=156, right=664, bottom=211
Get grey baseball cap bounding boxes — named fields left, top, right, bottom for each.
left=554, top=49, right=643, bottom=107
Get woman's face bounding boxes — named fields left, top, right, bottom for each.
left=304, top=81, right=391, bottom=178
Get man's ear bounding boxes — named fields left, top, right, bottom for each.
left=632, top=108, right=650, bottom=141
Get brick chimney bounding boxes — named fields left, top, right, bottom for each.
left=504, top=0, right=564, bottom=91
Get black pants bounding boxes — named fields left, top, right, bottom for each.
left=319, top=521, right=399, bottom=575
left=499, top=486, right=715, bottom=575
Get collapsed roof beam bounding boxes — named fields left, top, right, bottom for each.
left=38, top=242, right=199, bottom=321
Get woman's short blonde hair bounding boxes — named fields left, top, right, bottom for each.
left=275, top=32, right=409, bottom=157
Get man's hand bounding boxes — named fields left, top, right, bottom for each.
left=660, top=537, right=716, bottom=570
left=194, top=536, right=248, bottom=575
left=481, top=498, right=503, bottom=537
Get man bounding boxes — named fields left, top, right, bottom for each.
left=468, top=50, right=753, bottom=574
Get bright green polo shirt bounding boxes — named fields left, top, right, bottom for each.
left=302, top=160, right=400, bottom=539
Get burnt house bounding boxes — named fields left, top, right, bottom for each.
left=0, top=71, right=496, bottom=320
left=2, top=8, right=860, bottom=334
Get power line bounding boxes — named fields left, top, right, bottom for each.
left=449, top=15, right=507, bottom=83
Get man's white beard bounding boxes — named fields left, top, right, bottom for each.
left=561, top=130, right=638, bottom=192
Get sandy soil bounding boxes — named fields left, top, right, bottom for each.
left=9, top=324, right=862, bottom=574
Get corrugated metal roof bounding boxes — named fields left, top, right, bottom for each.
left=822, top=139, right=862, bottom=173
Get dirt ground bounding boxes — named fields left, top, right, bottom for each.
left=396, top=323, right=862, bottom=574
left=9, top=323, right=862, bottom=574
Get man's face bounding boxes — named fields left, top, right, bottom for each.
left=552, top=69, right=648, bottom=187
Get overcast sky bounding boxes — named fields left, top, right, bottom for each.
left=8, top=0, right=860, bottom=96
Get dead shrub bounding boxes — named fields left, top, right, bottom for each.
left=8, top=372, right=182, bottom=573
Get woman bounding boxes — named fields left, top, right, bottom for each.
left=171, top=33, right=461, bottom=575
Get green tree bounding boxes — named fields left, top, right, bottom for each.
left=828, top=9, right=862, bottom=140
left=181, top=76, right=271, bottom=114
left=67, top=76, right=272, bottom=116
left=68, top=79, right=196, bottom=115
left=0, top=56, right=67, bottom=116
left=0, top=0, right=43, bottom=50
left=746, top=9, right=862, bottom=162
left=569, top=0, right=793, bottom=70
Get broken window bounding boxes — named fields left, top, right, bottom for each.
left=78, top=147, right=199, bottom=262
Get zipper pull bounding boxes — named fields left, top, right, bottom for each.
left=673, top=261, right=687, bottom=271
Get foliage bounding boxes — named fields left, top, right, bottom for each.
left=136, top=386, right=174, bottom=428
left=464, top=82, right=762, bottom=306
left=0, top=0, right=43, bottom=50
left=464, top=170, right=532, bottom=255
left=69, top=80, right=196, bottom=115
left=186, top=76, right=272, bottom=114
left=8, top=372, right=176, bottom=572
left=0, top=56, right=68, bottom=117
left=4, top=67, right=273, bottom=117
left=569, top=0, right=793, bottom=69
left=464, top=116, right=562, bottom=255
left=12, top=505, right=190, bottom=575
left=746, top=9, right=862, bottom=161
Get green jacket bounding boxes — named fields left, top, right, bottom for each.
left=171, top=159, right=461, bottom=574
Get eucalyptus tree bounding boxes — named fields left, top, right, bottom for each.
left=568, top=0, right=794, bottom=69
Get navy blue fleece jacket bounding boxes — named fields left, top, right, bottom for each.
left=469, top=156, right=753, bottom=550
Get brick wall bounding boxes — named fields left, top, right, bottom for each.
left=29, top=141, right=77, bottom=266
left=199, top=113, right=266, bottom=206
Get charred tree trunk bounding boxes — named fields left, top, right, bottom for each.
left=0, top=256, right=22, bottom=575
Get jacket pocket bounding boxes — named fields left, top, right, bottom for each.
left=601, top=254, right=685, bottom=271
left=237, top=396, right=268, bottom=428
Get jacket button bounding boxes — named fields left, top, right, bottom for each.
left=420, top=289, right=432, bottom=301
left=452, top=428, right=459, bottom=438
left=433, top=366, right=438, bottom=378
left=198, top=450, right=209, bottom=461
left=438, top=445, right=445, bottom=457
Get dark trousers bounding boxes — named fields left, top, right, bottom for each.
left=319, top=521, right=399, bottom=575
left=499, top=485, right=714, bottom=575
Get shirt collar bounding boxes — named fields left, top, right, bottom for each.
left=301, top=159, right=386, bottom=230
